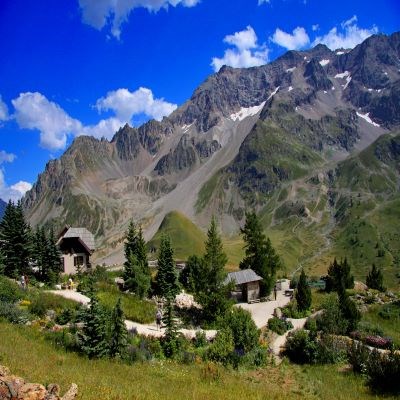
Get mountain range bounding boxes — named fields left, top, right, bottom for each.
left=23, top=32, right=400, bottom=285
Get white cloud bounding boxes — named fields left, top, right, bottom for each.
left=211, top=26, right=269, bottom=72
left=12, top=92, right=82, bottom=151
left=313, top=16, right=378, bottom=50
left=95, top=87, right=177, bottom=121
left=10, top=88, right=176, bottom=151
left=312, top=24, right=319, bottom=32
left=271, top=27, right=310, bottom=50
left=258, top=0, right=270, bottom=5
left=0, top=95, right=9, bottom=121
left=0, top=170, right=32, bottom=202
left=79, top=0, right=200, bottom=39
left=0, top=151, right=16, bottom=164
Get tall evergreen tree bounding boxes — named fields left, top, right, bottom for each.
left=162, top=296, right=179, bottom=358
left=0, top=201, right=32, bottom=277
left=325, top=257, right=354, bottom=293
left=366, top=263, right=385, bottom=292
left=240, top=211, right=281, bottom=295
left=44, top=227, right=62, bottom=283
left=109, top=298, right=128, bottom=358
left=296, top=269, right=312, bottom=312
left=337, top=282, right=360, bottom=333
left=195, top=217, right=231, bottom=322
left=79, top=293, right=109, bottom=358
left=123, top=221, right=151, bottom=298
left=180, top=255, right=204, bottom=293
left=154, top=235, right=180, bottom=298
left=32, top=226, right=47, bottom=279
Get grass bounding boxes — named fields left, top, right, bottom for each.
left=148, top=211, right=206, bottom=260
left=0, top=322, right=304, bottom=400
left=361, top=303, right=400, bottom=347
left=0, top=322, right=396, bottom=400
left=96, top=283, right=155, bottom=324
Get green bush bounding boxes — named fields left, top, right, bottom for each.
left=0, top=301, right=31, bottom=324
left=267, top=317, right=293, bottom=335
left=315, top=334, right=347, bottom=364
left=365, top=349, right=400, bottom=395
left=347, top=341, right=370, bottom=374
left=315, top=294, right=348, bottom=335
left=378, top=301, right=400, bottom=320
left=207, top=329, right=234, bottom=364
left=284, top=329, right=318, bottom=364
left=0, top=276, right=24, bottom=303
left=194, top=330, right=207, bottom=348
left=281, top=301, right=309, bottom=319
left=220, top=308, right=259, bottom=353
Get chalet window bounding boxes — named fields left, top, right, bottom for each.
left=74, top=255, right=84, bottom=266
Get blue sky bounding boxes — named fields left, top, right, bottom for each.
left=0, top=0, right=399, bottom=201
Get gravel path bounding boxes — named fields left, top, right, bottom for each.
left=235, top=291, right=292, bottom=329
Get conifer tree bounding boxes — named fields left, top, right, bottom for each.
left=162, top=296, right=179, bottom=358
left=45, top=227, right=62, bottom=283
left=79, top=293, right=109, bottom=359
left=325, top=257, right=354, bottom=293
left=296, top=269, right=312, bottom=312
left=366, top=263, right=385, bottom=292
left=109, top=298, right=128, bottom=358
left=0, top=201, right=32, bottom=277
left=180, top=255, right=204, bottom=293
left=195, top=217, right=231, bottom=322
left=123, top=221, right=151, bottom=298
left=154, top=235, right=180, bottom=298
left=337, top=282, right=360, bottom=333
left=240, top=211, right=281, bottom=295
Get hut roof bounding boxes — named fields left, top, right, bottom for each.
left=225, top=269, right=263, bottom=286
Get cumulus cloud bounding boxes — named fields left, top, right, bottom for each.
left=312, top=24, right=319, bottom=32
left=313, top=15, right=378, bottom=50
left=10, top=88, right=176, bottom=151
left=271, top=26, right=310, bottom=50
left=0, top=170, right=32, bottom=202
left=95, top=87, right=177, bottom=122
left=79, top=0, right=200, bottom=39
left=0, top=95, right=9, bottom=121
left=12, top=92, right=82, bottom=151
left=211, top=26, right=269, bottom=72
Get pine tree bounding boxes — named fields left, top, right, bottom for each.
left=124, top=254, right=151, bottom=298
left=337, top=282, right=360, bottom=333
left=195, top=217, right=231, bottom=322
left=162, top=296, right=179, bottom=358
left=123, top=221, right=151, bottom=298
left=45, top=227, right=62, bottom=283
left=32, top=226, right=47, bottom=279
left=109, top=298, right=128, bottom=358
left=0, top=201, right=32, bottom=277
left=79, top=293, right=109, bottom=359
left=296, top=269, right=312, bottom=312
left=240, top=211, right=281, bottom=295
left=325, top=257, right=354, bottom=293
left=154, top=235, right=180, bottom=298
left=180, top=255, right=204, bottom=293
left=366, top=263, right=385, bottom=292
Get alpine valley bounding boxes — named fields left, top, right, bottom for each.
left=23, top=32, right=400, bottom=285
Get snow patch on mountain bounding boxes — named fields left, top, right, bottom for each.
left=319, top=59, right=330, bottom=66
left=356, top=112, right=380, bottom=127
left=267, top=87, right=280, bottom=101
left=229, top=102, right=266, bottom=122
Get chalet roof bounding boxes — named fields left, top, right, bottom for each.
left=225, top=269, right=263, bottom=286
left=59, top=227, right=95, bottom=252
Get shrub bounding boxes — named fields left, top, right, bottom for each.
left=281, top=301, right=309, bottom=319
left=0, top=301, right=31, bottom=324
left=315, top=334, right=347, bottom=364
left=284, top=329, right=318, bottom=364
left=267, top=317, right=293, bottom=335
left=207, top=329, right=234, bottom=364
left=364, top=335, right=392, bottom=349
left=241, top=347, right=268, bottom=368
left=194, top=330, right=207, bottom=348
left=366, top=349, right=400, bottom=394
left=315, top=294, right=348, bottom=335
left=378, top=301, right=400, bottom=320
left=304, top=317, right=317, bottom=333
left=0, top=276, right=24, bottom=303
left=347, top=341, right=370, bottom=373
left=220, top=308, right=259, bottom=353
left=358, top=321, right=384, bottom=337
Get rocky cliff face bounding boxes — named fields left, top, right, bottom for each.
left=23, top=32, right=400, bottom=266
